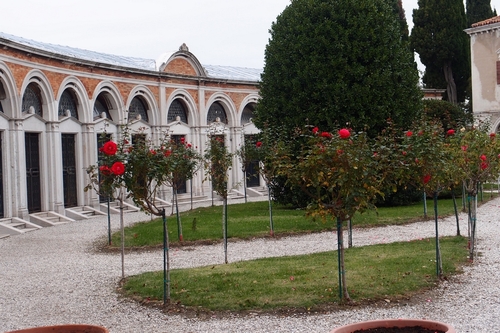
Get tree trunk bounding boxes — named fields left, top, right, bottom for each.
left=223, top=197, right=228, bottom=264
left=336, top=217, right=350, bottom=301
left=443, top=61, right=458, bottom=104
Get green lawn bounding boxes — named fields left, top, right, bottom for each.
left=111, top=198, right=459, bottom=248
left=122, top=236, right=468, bottom=311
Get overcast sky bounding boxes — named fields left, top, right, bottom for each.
left=1, top=0, right=499, bottom=69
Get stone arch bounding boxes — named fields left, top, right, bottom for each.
left=205, top=93, right=237, bottom=127
left=21, top=70, right=55, bottom=121
left=0, top=62, right=19, bottom=118
left=91, top=81, right=124, bottom=124
left=126, top=86, right=159, bottom=125
left=166, top=89, right=198, bottom=126
left=157, top=45, right=208, bottom=77
left=56, top=76, right=90, bottom=123
left=239, top=94, right=259, bottom=127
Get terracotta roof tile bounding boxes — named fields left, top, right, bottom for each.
left=472, top=16, right=500, bottom=28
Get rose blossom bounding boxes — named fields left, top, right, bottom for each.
left=101, top=141, right=118, bottom=155
left=99, top=165, right=112, bottom=176
left=111, top=161, right=125, bottom=175
left=406, top=131, right=412, bottom=137
left=312, top=127, right=319, bottom=134
left=423, top=174, right=431, bottom=184
left=447, top=129, right=455, bottom=136
left=256, top=141, right=263, bottom=148
left=480, top=154, right=487, bottom=161
left=339, top=128, right=350, bottom=139
left=320, top=132, right=332, bottom=138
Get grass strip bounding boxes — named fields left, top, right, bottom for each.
left=121, top=236, right=468, bottom=312
left=112, top=199, right=459, bottom=247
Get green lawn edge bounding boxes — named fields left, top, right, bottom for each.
left=121, top=236, right=469, bottom=313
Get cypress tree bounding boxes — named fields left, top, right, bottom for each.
left=410, top=0, right=470, bottom=105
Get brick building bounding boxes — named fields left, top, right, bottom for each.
left=0, top=32, right=262, bottom=233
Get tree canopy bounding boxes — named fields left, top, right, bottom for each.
left=410, top=0, right=470, bottom=105
left=466, top=0, right=497, bottom=27
left=254, top=0, right=422, bottom=138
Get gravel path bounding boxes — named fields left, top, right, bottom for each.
left=1, top=198, right=499, bottom=333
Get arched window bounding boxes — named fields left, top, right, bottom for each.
left=241, top=104, right=255, bottom=125
left=129, top=96, right=149, bottom=122
left=0, top=82, right=5, bottom=113
left=207, top=102, right=227, bottom=124
left=22, top=83, right=43, bottom=116
left=167, top=99, right=188, bottom=123
left=93, top=94, right=112, bottom=121
left=59, top=89, right=78, bottom=119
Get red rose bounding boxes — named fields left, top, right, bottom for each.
left=111, top=161, right=125, bottom=175
left=461, top=146, right=468, bottom=151
left=481, top=162, right=488, bottom=170
left=402, top=151, right=407, bottom=156
left=256, top=141, right=263, bottom=148
left=320, top=132, right=332, bottom=138
left=446, top=129, right=455, bottom=136
left=180, top=137, right=186, bottom=143
left=339, top=128, right=350, bottom=139
left=187, top=143, right=192, bottom=148
left=480, top=154, right=487, bottom=161
left=312, top=127, right=319, bottom=134
left=164, top=150, right=172, bottom=157
left=150, top=149, right=156, bottom=155
left=406, top=131, right=413, bottom=137
left=99, top=165, right=112, bottom=176
left=423, top=174, right=431, bottom=184
left=490, top=133, right=496, bottom=138
left=101, top=141, right=118, bottom=155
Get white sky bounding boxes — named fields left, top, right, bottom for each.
left=1, top=0, right=499, bottom=69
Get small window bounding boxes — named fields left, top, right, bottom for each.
left=59, top=89, right=78, bottom=119
left=207, top=102, right=227, bottom=124
left=241, top=104, right=255, bottom=125
left=168, top=99, right=188, bottom=123
left=0, top=81, right=6, bottom=113
left=129, top=96, right=149, bottom=122
left=93, top=95, right=112, bottom=121
left=22, top=83, right=43, bottom=116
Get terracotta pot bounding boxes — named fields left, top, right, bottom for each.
left=330, top=319, right=456, bottom=333
left=4, top=324, right=109, bottom=333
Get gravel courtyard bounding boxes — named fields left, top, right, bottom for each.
left=1, top=197, right=500, bottom=333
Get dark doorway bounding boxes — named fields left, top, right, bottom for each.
left=246, top=160, right=260, bottom=187
left=172, top=135, right=187, bottom=194
left=25, top=133, right=41, bottom=213
left=244, top=135, right=260, bottom=188
left=62, top=134, right=77, bottom=207
left=97, top=134, right=111, bottom=203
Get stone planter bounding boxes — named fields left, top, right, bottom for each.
left=330, top=319, right=456, bottom=333
left=5, top=324, right=109, bottom=333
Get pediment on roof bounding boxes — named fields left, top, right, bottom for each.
left=157, top=44, right=207, bottom=77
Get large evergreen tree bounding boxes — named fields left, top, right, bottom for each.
left=410, top=0, right=470, bottom=105
left=254, top=0, right=422, bottom=138
left=467, top=0, right=497, bottom=27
